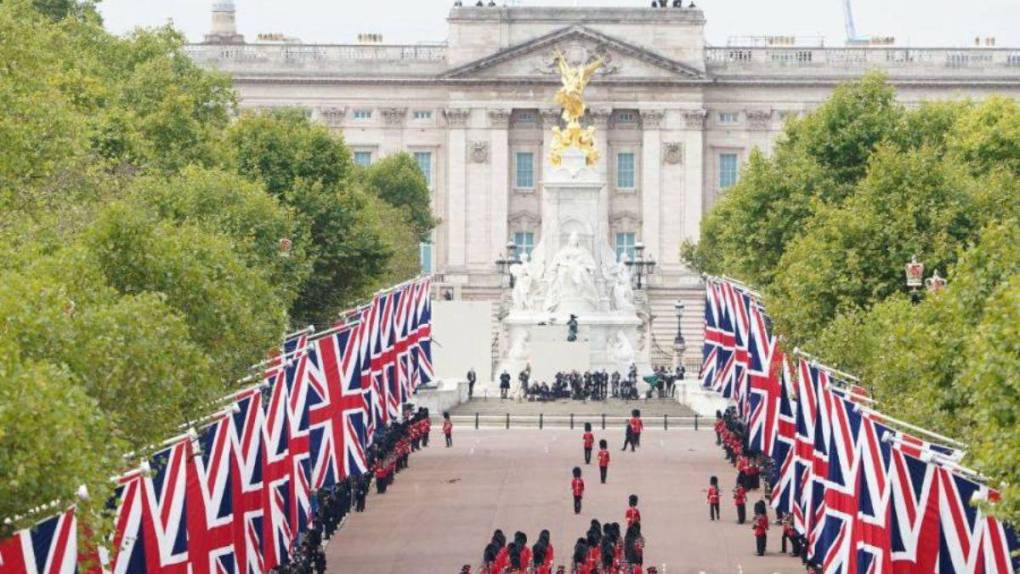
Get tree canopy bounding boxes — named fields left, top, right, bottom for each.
left=686, top=73, right=1020, bottom=523
left=0, top=0, right=435, bottom=535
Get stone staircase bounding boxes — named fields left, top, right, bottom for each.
left=645, top=283, right=705, bottom=372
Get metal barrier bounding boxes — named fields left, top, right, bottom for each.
left=445, top=413, right=702, bottom=430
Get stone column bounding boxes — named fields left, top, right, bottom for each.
left=443, top=108, right=471, bottom=270
left=539, top=108, right=562, bottom=235
left=488, top=109, right=511, bottom=266
left=381, top=107, right=407, bottom=155
left=681, top=109, right=707, bottom=243
left=639, top=110, right=664, bottom=266
left=591, top=107, right=613, bottom=245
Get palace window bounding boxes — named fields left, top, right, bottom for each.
left=719, top=153, right=739, bottom=189
left=513, top=232, right=535, bottom=257
left=413, top=151, right=432, bottom=187
left=419, top=240, right=433, bottom=273
left=413, top=110, right=433, bottom=120
left=515, top=152, right=535, bottom=188
left=353, top=109, right=372, bottom=120
left=354, top=151, right=373, bottom=167
left=616, top=152, right=636, bottom=189
left=718, top=112, right=739, bottom=125
left=615, top=232, right=636, bottom=262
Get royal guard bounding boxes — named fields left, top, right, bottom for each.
left=780, top=514, right=800, bottom=556
left=422, top=408, right=432, bottom=447
left=628, top=409, right=643, bottom=451
left=443, top=411, right=453, bottom=447
left=736, top=454, right=749, bottom=488
left=714, top=410, right=724, bottom=445
left=572, top=466, right=586, bottom=514
left=374, top=457, right=388, bottom=494
left=733, top=480, right=747, bottom=524
left=747, top=456, right=761, bottom=490
left=583, top=422, right=595, bottom=464
left=752, top=500, right=769, bottom=556
left=707, top=475, right=720, bottom=521
left=626, top=494, right=641, bottom=527
left=539, top=530, right=553, bottom=569
left=597, top=439, right=611, bottom=484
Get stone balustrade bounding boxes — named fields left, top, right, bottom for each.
left=705, top=46, right=1020, bottom=79
left=184, top=42, right=448, bottom=75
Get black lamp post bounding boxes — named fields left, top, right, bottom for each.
left=625, top=241, right=656, bottom=290
left=673, top=300, right=686, bottom=355
left=495, top=241, right=519, bottom=288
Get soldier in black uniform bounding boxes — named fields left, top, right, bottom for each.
left=499, top=370, right=511, bottom=399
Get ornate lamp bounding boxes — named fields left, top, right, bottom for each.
left=925, top=269, right=947, bottom=294
left=905, top=254, right=924, bottom=304
left=495, top=241, right=519, bottom=288
left=673, top=300, right=686, bottom=354
left=625, top=241, right=656, bottom=290
left=278, top=237, right=292, bottom=258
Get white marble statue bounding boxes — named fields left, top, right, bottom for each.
left=610, top=255, right=636, bottom=312
left=611, top=330, right=636, bottom=369
left=508, top=329, right=530, bottom=362
left=509, top=252, right=534, bottom=311
left=543, top=231, right=600, bottom=312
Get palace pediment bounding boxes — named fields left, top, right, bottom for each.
left=441, top=26, right=704, bottom=83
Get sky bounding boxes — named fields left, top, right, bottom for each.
left=98, top=0, right=1020, bottom=48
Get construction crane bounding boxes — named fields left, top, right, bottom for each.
left=841, top=0, right=895, bottom=46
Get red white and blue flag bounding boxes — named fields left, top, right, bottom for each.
left=0, top=509, right=77, bottom=574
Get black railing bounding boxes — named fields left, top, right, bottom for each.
left=449, top=413, right=702, bottom=430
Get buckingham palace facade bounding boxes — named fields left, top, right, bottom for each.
left=187, top=3, right=1020, bottom=366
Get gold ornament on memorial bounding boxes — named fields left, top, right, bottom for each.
left=550, top=49, right=604, bottom=167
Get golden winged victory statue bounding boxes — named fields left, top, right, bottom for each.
left=550, top=49, right=604, bottom=167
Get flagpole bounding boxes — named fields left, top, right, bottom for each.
left=792, top=347, right=861, bottom=382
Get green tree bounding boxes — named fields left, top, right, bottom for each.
left=360, top=153, right=437, bottom=241
left=225, top=110, right=397, bottom=325
left=85, top=201, right=288, bottom=378
left=960, top=276, right=1020, bottom=523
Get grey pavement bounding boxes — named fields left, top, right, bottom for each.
left=325, top=428, right=800, bottom=574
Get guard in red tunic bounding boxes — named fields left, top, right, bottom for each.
left=374, top=458, right=388, bottom=494
left=572, top=466, right=585, bottom=514
left=597, top=439, right=611, bottom=484
left=706, top=475, right=720, bottom=521
left=627, top=409, right=643, bottom=452
left=752, top=500, right=769, bottom=556
left=583, top=422, right=595, bottom=464
left=714, top=410, right=724, bottom=445
left=733, top=482, right=747, bottom=524
left=422, top=409, right=432, bottom=447
left=443, top=411, right=453, bottom=447
left=626, top=494, right=641, bottom=527
left=780, top=514, right=800, bottom=556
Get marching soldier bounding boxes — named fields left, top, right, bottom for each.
left=733, top=480, right=747, bottom=524
left=752, top=500, right=769, bottom=556
left=597, top=439, right=611, bottom=483
left=626, top=494, right=641, bottom=527
left=572, top=466, right=586, bottom=514
left=582, top=422, right=595, bottom=464
left=707, top=475, right=721, bottom=521
left=443, top=411, right=453, bottom=447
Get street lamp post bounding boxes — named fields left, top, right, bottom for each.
left=495, top=241, right=519, bottom=288
left=673, top=300, right=686, bottom=365
left=625, top=241, right=656, bottom=290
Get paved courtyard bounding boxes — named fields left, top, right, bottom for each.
left=325, top=428, right=799, bottom=574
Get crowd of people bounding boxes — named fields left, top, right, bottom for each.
left=470, top=515, right=653, bottom=574
left=710, top=408, right=817, bottom=569
left=492, top=364, right=687, bottom=403
left=270, top=406, right=434, bottom=574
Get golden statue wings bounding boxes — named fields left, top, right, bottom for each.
left=550, top=50, right=604, bottom=167
left=553, top=49, right=604, bottom=122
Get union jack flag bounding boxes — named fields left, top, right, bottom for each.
left=355, top=304, right=380, bottom=441
left=745, top=302, right=784, bottom=456
left=392, top=283, right=415, bottom=403
left=412, top=277, right=434, bottom=389
left=769, top=358, right=798, bottom=518
left=705, top=281, right=737, bottom=397
left=228, top=391, right=267, bottom=574
left=0, top=509, right=77, bottom=574
left=307, top=325, right=368, bottom=489
left=383, top=287, right=404, bottom=418
left=145, top=438, right=191, bottom=574
left=106, top=471, right=147, bottom=574
left=188, top=417, right=236, bottom=574
left=699, top=278, right=721, bottom=390
left=369, top=293, right=394, bottom=427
